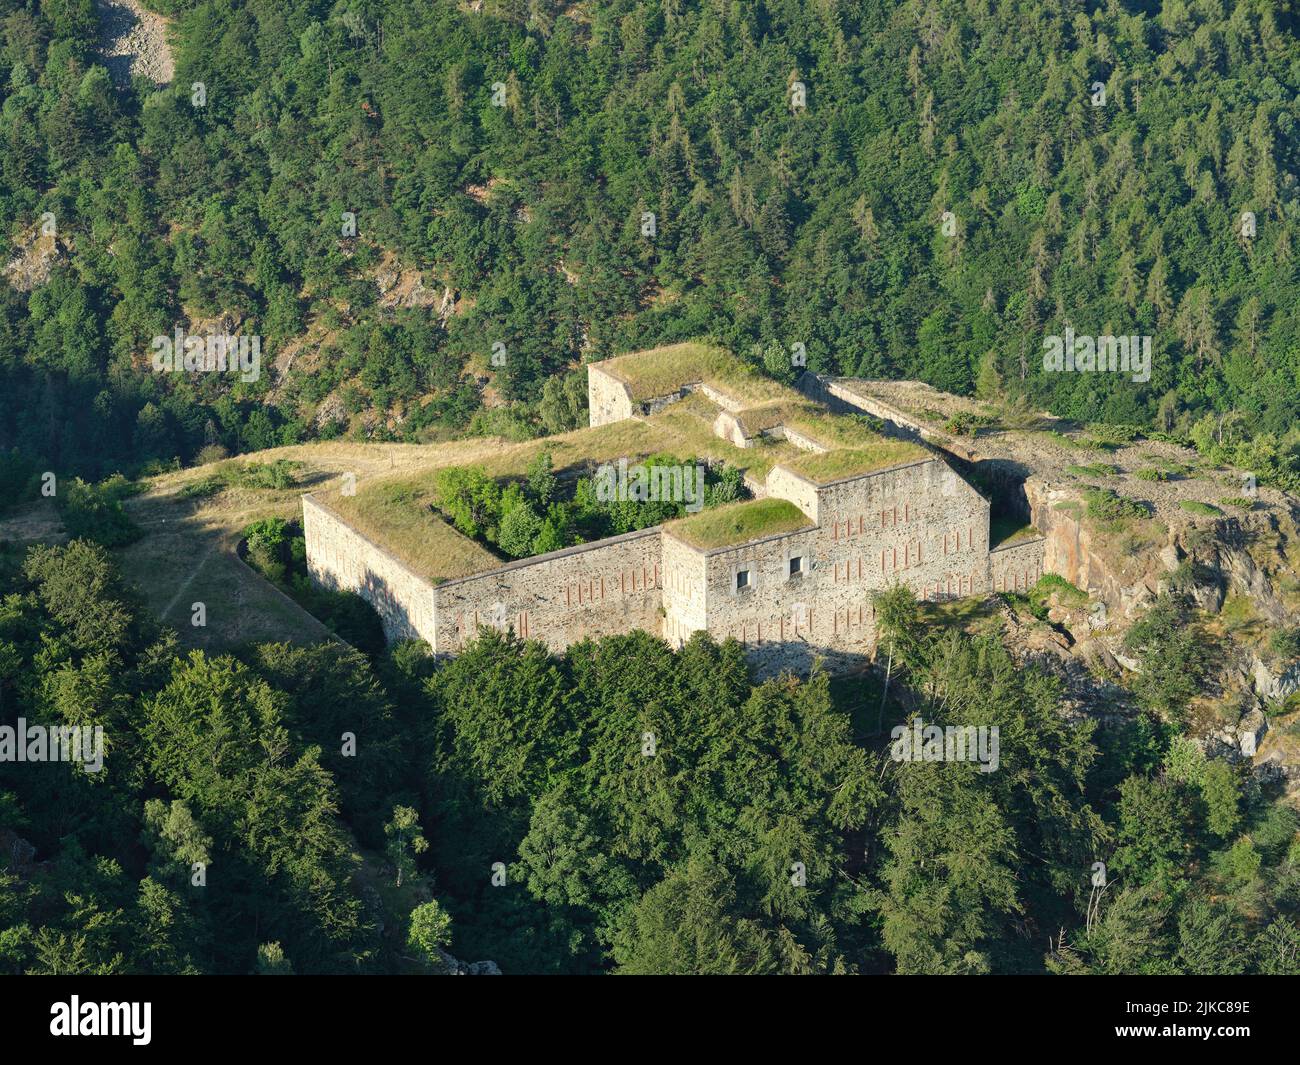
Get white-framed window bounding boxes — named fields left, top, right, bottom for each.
left=787, top=554, right=804, bottom=579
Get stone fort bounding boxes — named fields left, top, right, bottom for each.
left=302, top=344, right=1046, bottom=675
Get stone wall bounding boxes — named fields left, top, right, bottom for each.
left=988, top=537, right=1047, bottom=593
left=765, top=465, right=821, bottom=521
left=587, top=363, right=634, bottom=427
left=305, top=450, right=999, bottom=676
left=698, top=526, right=848, bottom=674
left=660, top=456, right=996, bottom=676
left=662, top=532, right=708, bottom=646
left=713, top=410, right=752, bottom=448
left=303, top=494, right=437, bottom=645
left=814, top=458, right=992, bottom=601
left=306, top=384, right=1018, bottom=677
left=431, top=527, right=664, bottom=655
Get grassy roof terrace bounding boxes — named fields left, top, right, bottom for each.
left=781, top=439, right=929, bottom=484
left=595, top=342, right=798, bottom=406
left=324, top=484, right=499, bottom=584
left=665, top=497, right=812, bottom=550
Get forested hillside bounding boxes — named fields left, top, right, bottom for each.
left=2, top=545, right=1297, bottom=974
left=2, top=0, right=1300, bottom=979
left=1, top=0, right=1298, bottom=492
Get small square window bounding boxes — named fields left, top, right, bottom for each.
left=736, top=568, right=751, bottom=590
left=788, top=556, right=803, bottom=578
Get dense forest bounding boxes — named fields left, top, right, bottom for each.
left=3, top=468, right=1298, bottom=975
left=2, top=542, right=1297, bottom=974
left=0, top=0, right=1298, bottom=491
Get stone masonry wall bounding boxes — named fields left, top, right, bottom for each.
left=988, top=537, right=1047, bottom=593
left=661, top=531, right=709, bottom=647
left=303, top=494, right=437, bottom=645
left=814, top=458, right=992, bottom=601
left=431, top=527, right=664, bottom=655
left=699, top=526, right=842, bottom=674
left=765, top=465, right=821, bottom=521
left=587, top=363, right=634, bottom=427
left=684, top=457, right=994, bottom=676
left=305, top=375, right=1019, bottom=677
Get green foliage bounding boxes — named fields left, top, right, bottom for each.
left=874, top=627, right=1106, bottom=974
left=58, top=476, right=141, bottom=547
left=255, top=942, right=294, bottom=975
left=1122, top=595, right=1212, bottom=724
left=244, top=517, right=289, bottom=582
left=0, top=0, right=1293, bottom=492
left=1, top=538, right=1295, bottom=976
left=240, top=521, right=386, bottom=655
left=224, top=461, right=300, bottom=491
left=407, top=901, right=453, bottom=967
left=1067, top=463, right=1120, bottom=478
left=0, top=450, right=38, bottom=515
left=384, top=806, right=428, bottom=889
left=1084, top=488, right=1148, bottom=525
left=1268, top=627, right=1300, bottom=661
left=433, top=455, right=748, bottom=561
left=943, top=412, right=996, bottom=437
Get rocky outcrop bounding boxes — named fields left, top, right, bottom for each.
left=1253, top=655, right=1300, bottom=704
left=1026, top=478, right=1299, bottom=629
left=1026, top=479, right=1164, bottom=622
left=436, top=948, right=501, bottom=975
left=95, top=0, right=174, bottom=88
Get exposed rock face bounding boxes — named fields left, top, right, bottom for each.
left=4, top=225, right=67, bottom=291
left=1026, top=478, right=1299, bottom=628
left=436, top=948, right=501, bottom=975
left=94, top=0, right=174, bottom=88
left=1254, top=656, right=1300, bottom=704
left=1026, top=479, right=1163, bottom=622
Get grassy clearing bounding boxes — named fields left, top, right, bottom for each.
left=108, top=443, right=489, bottom=649
left=1179, top=499, right=1223, bottom=517
left=916, top=595, right=1002, bottom=635
left=117, top=478, right=331, bottom=650
left=1084, top=487, right=1150, bottom=524
left=1039, top=429, right=1095, bottom=451
left=1031, top=573, right=1089, bottom=609
left=785, top=409, right=925, bottom=455
left=646, top=404, right=798, bottom=478
left=666, top=497, right=810, bottom=549
left=734, top=400, right=808, bottom=435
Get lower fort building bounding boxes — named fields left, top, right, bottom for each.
left=303, top=344, right=1046, bottom=675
